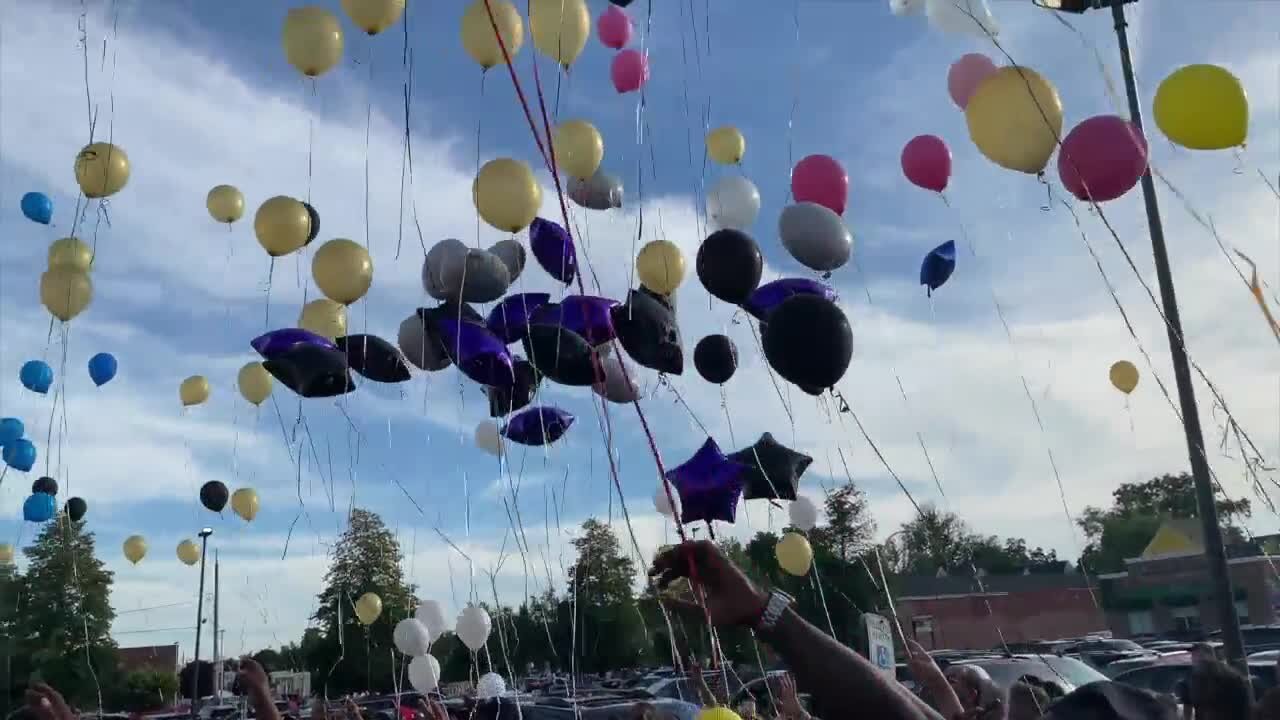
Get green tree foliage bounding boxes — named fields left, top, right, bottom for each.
left=179, top=660, right=214, bottom=699
left=886, top=504, right=1062, bottom=576
left=111, top=670, right=178, bottom=712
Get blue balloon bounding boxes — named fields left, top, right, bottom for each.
left=87, top=352, right=118, bottom=386
left=3, top=438, right=36, bottom=472
left=0, top=418, right=23, bottom=447
left=20, top=192, right=53, bottom=225
left=920, top=240, right=957, bottom=297
left=19, top=360, right=53, bottom=394
left=22, top=493, right=56, bottom=523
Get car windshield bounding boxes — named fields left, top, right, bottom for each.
left=967, top=655, right=1108, bottom=690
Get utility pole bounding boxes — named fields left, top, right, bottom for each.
left=1040, top=0, right=1246, bottom=666
left=192, top=528, right=214, bottom=720
left=213, top=551, right=220, bottom=702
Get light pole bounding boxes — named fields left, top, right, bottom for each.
left=192, top=527, right=214, bottom=720
left=1040, top=0, right=1246, bottom=666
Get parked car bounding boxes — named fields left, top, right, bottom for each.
left=1059, top=638, right=1154, bottom=670
left=1211, top=625, right=1280, bottom=654
left=514, top=694, right=698, bottom=720
left=950, top=654, right=1109, bottom=694
left=1114, top=658, right=1278, bottom=701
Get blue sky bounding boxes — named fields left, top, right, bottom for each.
left=0, top=0, right=1276, bottom=661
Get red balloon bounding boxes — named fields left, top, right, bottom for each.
left=790, top=154, right=848, bottom=215
left=1057, top=115, right=1148, bottom=203
left=901, top=135, right=952, bottom=193
left=611, top=49, right=649, bottom=94
left=597, top=5, right=632, bottom=49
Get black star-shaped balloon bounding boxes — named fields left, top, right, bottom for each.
left=729, top=432, right=812, bottom=501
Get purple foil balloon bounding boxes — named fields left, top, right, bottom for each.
left=530, top=217, right=577, bottom=285
left=743, top=279, right=839, bottom=321
left=487, top=293, right=552, bottom=344
left=501, top=405, right=575, bottom=446
left=665, top=437, right=749, bottom=525
left=529, top=295, right=619, bottom=345
left=251, top=328, right=337, bottom=359
left=437, top=319, right=515, bottom=388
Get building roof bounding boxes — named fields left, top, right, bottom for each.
left=1140, top=518, right=1204, bottom=558
left=896, top=573, right=1093, bottom=598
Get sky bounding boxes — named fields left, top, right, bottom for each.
left=0, top=0, right=1276, bottom=663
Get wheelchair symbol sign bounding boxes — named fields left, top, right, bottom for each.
left=875, top=645, right=892, bottom=669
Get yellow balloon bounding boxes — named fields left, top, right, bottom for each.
left=123, top=535, right=147, bottom=565
left=553, top=119, right=603, bottom=179
left=1109, top=360, right=1139, bottom=395
left=1153, top=65, right=1248, bottom=151
left=0, top=544, right=13, bottom=566
left=40, top=268, right=93, bottom=322
left=74, top=142, right=130, bottom=199
left=180, top=375, right=211, bottom=407
left=298, top=298, right=348, bottom=339
left=697, top=709, right=742, bottom=720
left=254, top=196, right=312, bottom=257
left=313, top=239, right=373, bottom=305
left=460, top=0, right=524, bottom=70
left=965, top=66, right=1063, bottom=175
left=232, top=488, right=260, bottom=522
left=207, top=185, right=245, bottom=224
left=238, top=362, right=273, bottom=406
left=775, top=532, right=813, bottom=576
left=48, top=237, right=94, bottom=273
left=473, top=158, right=542, bottom=233
left=355, top=592, right=383, bottom=625
left=706, top=126, right=746, bottom=165
left=176, top=540, right=201, bottom=567
left=636, top=240, right=686, bottom=295
left=528, top=0, right=590, bottom=68
left=340, top=0, right=405, bottom=35
left=282, top=6, right=344, bottom=77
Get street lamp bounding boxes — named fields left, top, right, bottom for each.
left=1039, top=0, right=1246, bottom=667
left=191, top=528, right=214, bottom=720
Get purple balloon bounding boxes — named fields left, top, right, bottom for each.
left=501, top=405, right=575, bottom=446
left=487, top=293, right=552, bottom=344
left=743, top=279, right=839, bottom=321
left=529, top=295, right=619, bottom=345
left=530, top=217, right=577, bottom=285
left=437, top=319, right=515, bottom=388
left=251, top=328, right=337, bottom=359
left=666, top=437, right=749, bottom=525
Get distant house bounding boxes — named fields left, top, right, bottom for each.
left=119, top=644, right=180, bottom=675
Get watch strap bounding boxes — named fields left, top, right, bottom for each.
left=755, top=589, right=793, bottom=631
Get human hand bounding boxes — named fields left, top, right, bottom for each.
left=344, top=698, right=362, bottom=720
left=418, top=698, right=447, bottom=720
left=648, top=541, right=767, bottom=627
left=905, top=640, right=942, bottom=682
left=776, top=673, right=806, bottom=720
left=25, top=683, right=74, bottom=720
left=238, top=657, right=271, bottom=697
left=311, top=699, right=328, bottom=720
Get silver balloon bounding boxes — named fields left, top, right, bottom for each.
left=488, top=239, right=527, bottom=282
left=707, top=175, right=760, bottom=230
left=457, top=249, right=512, bottom=303
left=423, top=238, right=469, bottom=300
left=592, top=352, right=640, bottom=404
left=398, top=313, right=450, bottom=371
left=778, top=202, right=852, bottom=272
left=569, top=170, right=624, bottom=211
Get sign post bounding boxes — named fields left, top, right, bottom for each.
left=865, top=612, right=896, bottom=678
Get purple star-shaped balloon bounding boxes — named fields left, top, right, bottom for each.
left=665, top=437, right=750, bottom=525
left=529, top=295, right=619, bottom=345
left=487, top=293, right=552, bottom=344
left=743, top=279, right=839, bottom=321
left=437, top=319, right=515, bottom=388
left=530, top=217, right=577, bottom=285
left=251, top=328, right=336, bottom=360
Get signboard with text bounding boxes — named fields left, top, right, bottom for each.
left=865, top=612, right=896, bottom=678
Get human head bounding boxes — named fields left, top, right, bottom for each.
left=1043, top=681, right=1176, bottom=720
left=945, top=664, right=1004, bottom=712
left=1189, top=660, right=1251, bottom=720
left=1008, top=682, right=1051, bottom=720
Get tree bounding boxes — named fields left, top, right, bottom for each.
left=811, top=485, right=875, bottom=563
left=250, top=649, right=284, bottom=673
left=179, top=660, right=215, bottom=699
left=887, top=505, right=1063, bottom=576
left=112, top=670, right=178, bottom=712
left=566, top=519, right=645, bottom=672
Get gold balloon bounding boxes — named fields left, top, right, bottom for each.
left=47, top=237, right=94, bottom=274
left=553, top=119, right=603, bottom=179
left=0, top=544, right=12, bottom=566
left=775, top=532, right=813, bottom=576
left=254, top=196, right=311, bottom=257
left=123, top=535, right=147, bottom=565
left=1109, top=360, right=1139, bottom=395
left=180, top=375, right=211, bottom=407
left=40, top=268, right=93, bottom=322
left=298, top=298, right=348, bottom=339
left=1153, top=65, right=1249, bottom=151
left=706, top=126, right=746, bottom=165
left=528, top=0, right=590, bottom=68
left=207, top=185, right=245, bottom=224
left=238, top=362, right=273, bottom=406
left=636, top=240, right=686, bottom=295
left=282, top=6, right=344, bottom=77
left=964, top=66, right=1063, bottom=175
left=232, top=488, right=260, bottom=522
left=460, top=0, right=524, bottom=70
left=313, top=238, right=373, bottom=305
left=74, top=142, right=130, bottom=199
left=340, top=0, right=405, bottom=35
left=472, top=158, right=542, bottom=233
left=176, top=540, right=201, bottom=567
left=355, top=592, right=383, bottom=625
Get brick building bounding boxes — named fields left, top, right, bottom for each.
left=118, top=643, right=180, bottom=675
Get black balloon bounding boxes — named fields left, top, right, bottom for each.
left=730, top=432, right=812, bottom=501
left=65, top=496, right=87, bottom=522
left=303, top=202, right=320, bottom=244
left=200, top=480, right=230, bottom=512
left=638, top=285, right=675, bottom=312
left=609, top=0, right=634, bottom=6
left=335, top=334, right=412, bottom=383
left=613, top=289, right=683, bottom=375
left=696, top=229, right=763, bottom=305
left=418, top=301, right=484, bottom=330
left=693, top=334, right=738, bottom=384
left=264, top=344, right=356, bottom=398
left=523, top=325, right=599, bottom=386
left=485, top=358, right=541, bottom=417
left=762, top=294, right=851, bottom=390
left=32, top=476, right=58, bottom=496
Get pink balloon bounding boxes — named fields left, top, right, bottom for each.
left=597, top=6, right=632, bottom=50
left=1057, top=115, right=1148, bottom=203
left=901, top=135, right=952, bottom=193
left=790, top=154, right=848, bottom=216
left=947, top=53, right=998, bottom=110
left=611, top=49, right=649, bottom=94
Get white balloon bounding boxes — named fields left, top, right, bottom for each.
left=415, top=599, right=450, bottom=641
left=889, top=0, right=925, bottom=15
left=925, top=0, right=997, bottom=38
left=778, top=202, right=852, bottom=272
left=408, top=654, right=441, bottom=693
left=592, top=352, right=640, bottom=404
left=456, top=604, right=492, bottom=651
left=475, top=420, right=504, bottom=457
left=423, top=238, right=469, bottom=300
left=476, top=672, right=507, bottom=699
left=707, top=176, right=761, bottom=231
left=654, top=484, right=680, bottom=517
left=789, top=496, right=819, bottom=531
left=393, top=618, right=432, bottom=657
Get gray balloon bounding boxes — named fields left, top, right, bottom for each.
left=397, top=313, right=450, bottom=371
left=778, top=202, right=852, bottom=272
left=488, top=239, right=526, bottom=282
left=423, top=238, right=469, bottom=300
left=457, top=249, right=512, bottom=303
left=568, top=170, right=624, bottom=211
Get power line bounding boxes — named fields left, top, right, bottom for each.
left=114, top=601, right=193, bottom=615
left=113, top=626, right=193, bottom=636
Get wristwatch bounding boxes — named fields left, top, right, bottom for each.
left=754, top=589, right=793, bottom=631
